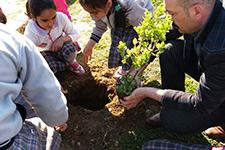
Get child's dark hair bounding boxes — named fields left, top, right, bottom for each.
left=26, top=0, right=56, bottom=18
left=79, top=0, right=128, bottom=28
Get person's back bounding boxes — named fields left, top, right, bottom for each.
left=0, top=23, right=68, bottom=149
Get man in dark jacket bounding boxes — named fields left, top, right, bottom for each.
left=121, top=0, right=225, bottom=135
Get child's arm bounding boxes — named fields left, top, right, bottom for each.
left=83, top=39, right=96, bottom=63
left=82, top=20, right=107, bottom=63
left=50, top=12, right=78, bottom=51
left=91, top=19, right=108, bottom=43
left=21, top=36, right=68, bottom=127
left=50, top=35, right=71, bottom=52
left=60, top=12, right=79, bottom=42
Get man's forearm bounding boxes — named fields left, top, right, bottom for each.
left=141, top=87, right=166, bottom=103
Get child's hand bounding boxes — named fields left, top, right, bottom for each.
left=51, top=37, right=64, bottom=52
left=83, top=46, right=93, bottom=64
left=83, top=39, right=96, bottom=63
left=54, top=123, right=68, bottom=132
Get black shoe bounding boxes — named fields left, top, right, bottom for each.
left=146, top=113, right=161, bottom=127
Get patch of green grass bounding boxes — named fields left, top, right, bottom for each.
left=142, top=58, right=161, bottom=86
left=185, top=74, right=199, bottom=93
left=116, top=128, right=210, bottom=150
left=90, top=31, right=111, bottom=64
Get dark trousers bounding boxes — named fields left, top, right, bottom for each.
left=159, top=39, right=225, bottom=133
left=160, top=39, right=201, bottom=90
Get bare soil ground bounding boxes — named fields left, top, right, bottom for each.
left=56, top=58, right=161, bottom=150
left=9, top=0, right=223, bottom=149
left=13, top=1, right=162, bottom=149
left=55, top=3, right=163, bottom=149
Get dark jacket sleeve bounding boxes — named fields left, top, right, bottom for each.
left=161, top=51, right=225, bottom=114
left=165, top=22, right=182, bottom=42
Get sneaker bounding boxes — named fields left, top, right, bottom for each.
left=69, top=62, right=85, bottom=74
left=113, top=66, right=126, bottom=79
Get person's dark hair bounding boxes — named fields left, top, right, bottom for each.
left=112, top=0, right=128, bottom=28
left=26, top=0, right=56, bottom=18
left=79, top=0, right=108, bottom=10
left=79, top=0, right=128, bottom=28
left=0, top=8, right=7, bottom=24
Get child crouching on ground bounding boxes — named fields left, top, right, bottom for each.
left=79, top=0, right=153, bottom=79
left=25, top=0, right=85, bottom=75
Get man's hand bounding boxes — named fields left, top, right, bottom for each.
left=121, top=87, right=164, bottom=109
left=120, top=88, right=146, bottom=109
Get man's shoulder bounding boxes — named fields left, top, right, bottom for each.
left=204, top=11, right=225, bottom=52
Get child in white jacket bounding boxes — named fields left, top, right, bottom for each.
left=25, top=0, right=85, bottom=74
left=0, top=23, right=68, bottom=149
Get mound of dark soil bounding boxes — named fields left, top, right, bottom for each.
left=56, top=66, right=111, bottom=111
left=55, top=62, right=161, bottom=150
